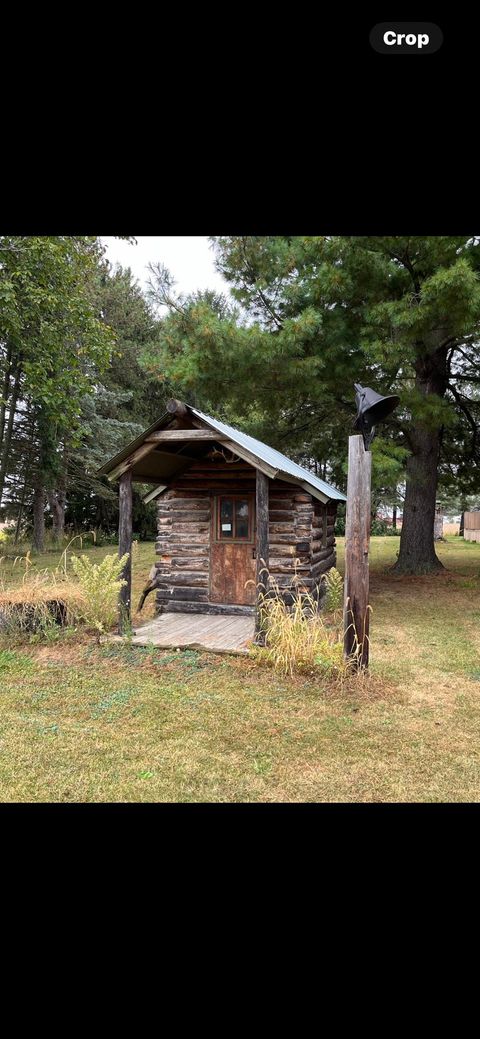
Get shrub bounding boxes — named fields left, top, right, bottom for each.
left=370, top=520, right=401, bottom=536
left=0, top=524, right=17, bottom=544
left=322, top=567, right=343, bottom=614
left=255, top=576, right=346, bottom=677
left=337, top=516, right=401, bottom=536
left=70, top=552, right=128, bottom=638
left=93, top=531, right=119, bottom=547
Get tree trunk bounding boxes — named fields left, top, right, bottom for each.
left=47, top=445, right=68, bottom=544
left=32, top=476, right=45, bottom=553
left=0, top=364, right=21, bottom=506
left=13, top=417, right=36, bottom=544
left=47, top=491, right=66, bottom=543
left=14, top=464, right=31, bottom=545
left=392, top=506, right=397, bottom=530
left=393, top=424, right=443, bottom=573
left=393, top=349, right=447, bottom=574
left=0, top=341, right=13, bottom=455
left=459, top=511, right=465, bottom=537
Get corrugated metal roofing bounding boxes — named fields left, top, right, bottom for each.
left=190, top=407, right=346, bottom=502
left=97, top=402, right=346, bottom=503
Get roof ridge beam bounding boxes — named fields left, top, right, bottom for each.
left=145, top=430, right=229, bottom=442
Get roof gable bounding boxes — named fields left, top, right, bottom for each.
left=189, top=407, right=346, bottom=503
left=97, top=402, right=346, bottom=504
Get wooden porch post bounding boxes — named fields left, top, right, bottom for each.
left=118, top=469, right=133, bottom=633
left=255, top=469, right=269, bottom=640
left=343, top=435, right=371, bottom=669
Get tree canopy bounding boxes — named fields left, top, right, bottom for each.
left=0, top=241, right=163, bottom=547
left=142, top=236, right=480, bottom=571
left=3, top=236, right=480, bottom=570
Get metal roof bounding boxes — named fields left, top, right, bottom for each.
left=98, top=403, right=346, bottom=503
left=190, top=407, right=346, bottom=502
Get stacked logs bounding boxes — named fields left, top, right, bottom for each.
left=149, top=460, right=338, bottom=614
left=311, top=499, right=337, bottom=583
left=154, top=487, right=211, bottom=610
left=267, top=489, right=336, bottom=600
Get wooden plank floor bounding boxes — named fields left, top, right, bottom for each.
left=131, top=612, right=256, bottom=655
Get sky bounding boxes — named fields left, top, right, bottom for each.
left=101, top=236, right=228, bottom=299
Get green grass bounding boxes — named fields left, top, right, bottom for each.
left=0, top=538, right=158, bottom=623
left=0, top=535, right=479, bottom=802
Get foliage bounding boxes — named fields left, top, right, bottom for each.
left=0, top=538, right=158, bottom=628
left=322, top=567, right=344, bottom=613
left=0, top=236, right=115, bottom=427
left=1, top=257, right=164, bottom=545
left=0, top=236, right=117, bottom=552
left=70, top=552, right=128, bottom=636
left=334, top=503, right=345, bottom=536
left=370, top=520, right=401, bottom=536
left=255, top=576, right=346, bottom=677
left=63, top=265, right=167, bottom=538
left=143, top=236, right=480, bottom=571
left=0, top=561, right=84, bottom=643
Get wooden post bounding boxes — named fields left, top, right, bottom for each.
left=434, top=506, right=444, bottom=541
left=118, top=469, right=133, bottom=633
left=255, top=469, right=269, bottom=640
left=343, top=435, right=371, bottom=669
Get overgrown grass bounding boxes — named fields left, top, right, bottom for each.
left=0, top=535, right=479, bottom=802
left=0, top=539, right=158, bottom=627
left=254, top=577, right=346, bottom=677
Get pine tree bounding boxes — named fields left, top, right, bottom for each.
left=143, top=237, right=480, bottom=574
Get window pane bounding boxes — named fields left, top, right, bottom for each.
left=220, top=499, right=233, bottom=537
left=235, top=500, right=249, bottom=539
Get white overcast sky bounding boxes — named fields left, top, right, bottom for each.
left=101, top=236, right=228, bottom=298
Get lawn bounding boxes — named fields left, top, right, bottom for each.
left=0, top=535, right=479, bottom=802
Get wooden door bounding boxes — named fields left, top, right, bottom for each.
left=210, top=495, right=256, bottom=605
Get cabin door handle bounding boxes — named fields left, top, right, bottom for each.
left=252, top=549, right=256, bottom=559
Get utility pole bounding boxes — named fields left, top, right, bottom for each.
left=343, top=435, right=372, bottom=669
left=343, top=384, right=399, bottom=671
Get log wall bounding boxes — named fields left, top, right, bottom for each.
left=153, top=457, right=338, bottom=614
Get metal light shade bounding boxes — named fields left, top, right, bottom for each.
left=353, top=383, right=400, bottom=448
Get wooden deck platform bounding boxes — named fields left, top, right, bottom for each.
left=130, top=612, right=256, bottom=655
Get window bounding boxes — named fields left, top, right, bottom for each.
left=216, top=496, right=253, bottom=541
left=220, top=498, right=234, bottom=538
left=235, top=500, right=249, bottom=538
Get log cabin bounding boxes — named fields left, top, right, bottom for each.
left=98, top=399, right=347, bottom=631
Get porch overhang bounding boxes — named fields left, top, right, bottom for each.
left=96, top=399, right=343, bottom=505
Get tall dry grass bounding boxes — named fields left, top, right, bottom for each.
left=0, top=534, right=100, bottom=638
left=251, top=567, right=348, bottom=677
